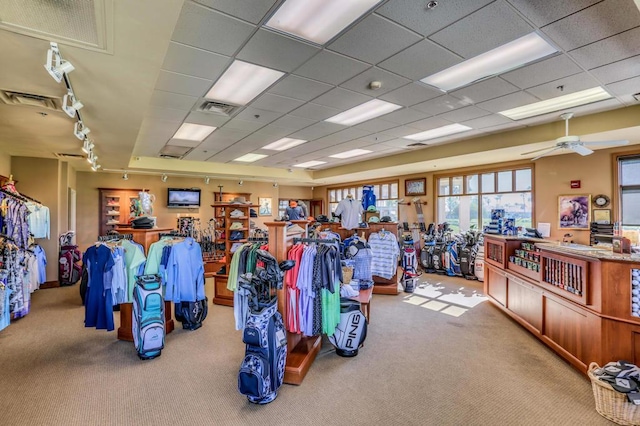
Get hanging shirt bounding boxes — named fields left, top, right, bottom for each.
left=121, top=240, right=146, bottom=302
left=296, top=244, right=316, bottom=337
left=83, top=244, right=115, bottom=331
left=0, top=270, right=11, bottom=332
left=33, top=245, right=47, bottom=284
left=334, top=197, right=364, bottom=230
left=165, top=238, right=205, bottom=303
left=26, top=203, right=50, bottom=239
left=369, top=231, right=400, bottom=280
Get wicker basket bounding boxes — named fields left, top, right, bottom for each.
left=342, top=266, right=353, bottom=284
left=588, top=362, right=640, bottom=425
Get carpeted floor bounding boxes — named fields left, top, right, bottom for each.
left=0, top=276, right=611, bottom=425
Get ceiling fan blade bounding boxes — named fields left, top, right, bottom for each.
left=531, top=146, right=562, bottom=161
left=581, top=139, right=629, bottom=147
left=521, top=145, right=557, bottom=155
left=571, top=144, right=594, bottom=156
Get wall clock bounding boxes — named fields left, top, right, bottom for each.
left=593, top=194, right=610, bottom=208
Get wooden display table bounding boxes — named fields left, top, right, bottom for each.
left=484, top=235, right=640, bottom=374
left=114, top=227, right=175, bottom=341
left=350, top=287, right=373, bottom=322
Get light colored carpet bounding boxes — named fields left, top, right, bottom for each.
left=0, top=276, right=611, bottom=425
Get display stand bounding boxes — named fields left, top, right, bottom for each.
left=115, top=227, right=175, bottom=341
left=266, top=221, right=321, bottom=385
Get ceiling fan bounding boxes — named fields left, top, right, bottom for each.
left=521, top=112, right=629, bottom=161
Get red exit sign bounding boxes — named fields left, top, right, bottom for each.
left=570, top=180, right=581, bottom=188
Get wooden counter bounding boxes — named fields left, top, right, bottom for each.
left=484, top=235, right=640, bottom=374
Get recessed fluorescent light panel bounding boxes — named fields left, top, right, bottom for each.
left=329, top=149, right=372, bottom=159
left=421, top=32, right=557, bottom=91
left=205, top=60, right=284, bottom=106
left=499, top=87, right=612, bottom=120
left=325, top=99, right=402, bottom=126
left=294, top=160, right=327, bottom=168
left=233, top=153, right=268, bottom=163
left=173, top=123, right=217, bottom=141
left=266, top=0, right=382, bottom=45
left=404, top=124, right=472, bottom=141
left=262, top=137, right=307, bottom=151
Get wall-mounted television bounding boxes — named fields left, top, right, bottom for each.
left=167, top=188, right=201, bottom=208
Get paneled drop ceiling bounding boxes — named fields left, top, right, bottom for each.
left=0, top=0, right=639, bottom=185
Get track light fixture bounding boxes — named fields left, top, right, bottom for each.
left=86, top=151, right=94, bottom=163
left=44, top=42, right=74, bottom=83
left=204, top=176, right=210, bottom=184
left=91, top=163, right=101, bottom=172
left=161, top=174, right=168, bottom=182
left=81, top=139, right=94, bottom=154
left=74, top=121, right=90, bottom=140
left=238, top=180, right=243, bottom=186
left=273, top=182, right=278, bottom=188
left=62, top=91, right=84, bottom=118
left=122, top=171, right=129, bottom=180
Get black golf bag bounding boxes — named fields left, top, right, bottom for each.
left=328, top=298, right=368, bottom=357
left=459, top=231, right=479, bottom=280
left=238, top=250, right=294, bottom=405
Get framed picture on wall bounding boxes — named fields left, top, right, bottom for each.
left=258, top=197, right=272, bottom=216
left=405, top=178, right=426, bottom=196
left=593, top=209, right=611, bottom=224
left=558, top=194, right=591, bottom=229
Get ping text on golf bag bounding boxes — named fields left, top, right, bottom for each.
left=132, top=274, right=165, bottom=360
left=329, top=298, right=367, bottom=357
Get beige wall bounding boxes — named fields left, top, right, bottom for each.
left=0, top=151, right=11, bottom=177
left=314, top=146, right=640, bottom=245
left=75, top=173, right=299, bottom=251
left=12, top=157, right=61, bottom=282
left=278, top=184, right=313, bottom=201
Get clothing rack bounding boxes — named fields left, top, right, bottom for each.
left=293, top=237, right=338, bottom=244
left=0, top=188, right=42, bottom=205
left=98, top=233, right=133, bottom=242
left=0, top=233, right=16, bottom=243
left=248, top=237, right=269, bottom=242
left=159, top=231, right=189, bottom=238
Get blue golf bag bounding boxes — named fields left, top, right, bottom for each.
left=132, top=274, right=165, bottom=360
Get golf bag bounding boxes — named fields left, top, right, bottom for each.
left=175, top=298, right=208, bottom=331
left=132, top=274, right=165, bottom=360
left=421, top=223, right=437, bottom=273
left=238, top=250, right=294, bottom=404
left=59, top=245, right=82, bottom=286
left=400, top=234, right=420, bottom=293
left=459, top=231, right=479, bottom=280
left=328, top=298, right=368, bottom=357
left=443, top=238, right=462, bottom=277
left=433, top=241, right=446, bottom=274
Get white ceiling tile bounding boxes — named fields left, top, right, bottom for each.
left=339, top=67, right=411, bottom=96
left=429, top=1, right=533, bottom=58
left=475, top=91, right=540, bottom=113
left=355, top=118, right=399, bottom=133
left=378, top=39, right=462, bottom=80
left=268, top=75, right=333, bottom=101
left=155, top=70, right=213, bottom=97
left=162, top=42, right=231, bottom=80
left=328, top=14, right=422, bottom=65
left=378, top=83, right=442, bottom=106
left=525, top=73, right=602, bottom=100
left=312, top=88, right=372, bottom=110
left=381, top=108, right=428, bottom=125
left=606, top=76, right=640, bottom=97
left=182, top=148, right=214, bottom=161
left=234, top=107, right=283, bottom=124
left=144, top=106, right=189, bottom=123
left=235, top=132, right=279, bottom=150
left=294, top=51, right=370, bottom=85
left=184, top=111, right=231, bottom=127
left=501, top=54, right=583, bottom=89
left=250, top=93, right=305, bottom=113
left=193, top=0, right=278, bottom=24
left=437, top=105, right=492, bottom=122
left=506, top=0, right=600, bottom=27
left=200, top=127, right=251, bottom=149
left=252, top=126, right=293, bottom=139
left=289, top=103, right=342, bottom=120
left=167, top=138, right=202, bottom=148
left=541, top=0, right=640, bottom=51
left=358, top=132, right=398, bottom=143
left=288, top=122, right=346, bottom=141
left=314, top=128, right=372, bottom=145
left=171, top=2, right=255, bottom=56
left=268, top=114, right=316, bottom=131
left=589, top=55, right=640, bottom=85
left=377, top=0, right=493, bottom=36
left=461, top=113, right=513, bottom=129
left=411, top=95, right=471, bottom=116
left=236, top=29, right=320, bottom=72
left=449, top=78, right=520, bottom=104
left=221, top=118, right=264, bottom=132
left=569, top=27, right=640, bottom=70
left=379, top=125, right=422, bottom=138
left=149, top=90, right=198, bottom=110
left=405, top=116, right=454, bottom=131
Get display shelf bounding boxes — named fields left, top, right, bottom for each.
left=507, top=242, right=541, bottom=281
left=98, top=188, right=141, bottom=236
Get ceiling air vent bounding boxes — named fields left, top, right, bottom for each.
left=0, top=90, right=60, bottom=111
left=197, top=100, right=239, bottom=116
left=407, top=142, right=427, bottom=147
left=55, top=153, right=86, bottom=159
left=159, top=145, right=191, bottom=160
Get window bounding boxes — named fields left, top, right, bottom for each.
left=619, top=156, right=640, bottom=234
left=437, top=167, right=533, bottom=233
left=328, top=181, right=400, bottom=222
